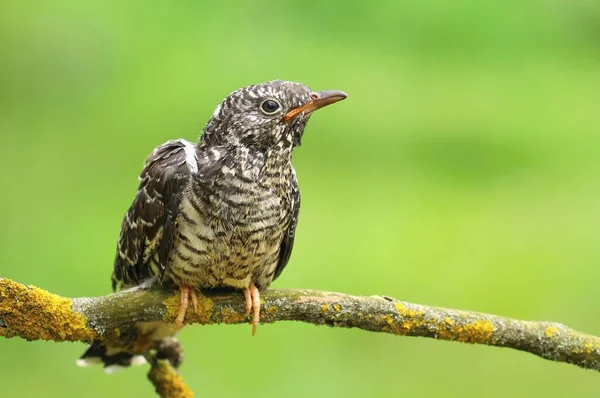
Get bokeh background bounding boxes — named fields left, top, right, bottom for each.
left=2, top=0, right=600, bottom=396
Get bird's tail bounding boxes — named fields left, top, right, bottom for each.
left=76, top=342, right=148, bottom=374
left=76, top=335, right=183, bottom=374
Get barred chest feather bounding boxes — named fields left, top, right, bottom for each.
left=163, top=148, right=296, bottom=290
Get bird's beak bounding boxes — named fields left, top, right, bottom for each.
left=284, top=90, right=348, bottom=122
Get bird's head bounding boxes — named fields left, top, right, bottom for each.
left=200, top=80, right=347, bottom=151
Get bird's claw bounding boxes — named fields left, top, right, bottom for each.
left=175, top=286, right=198, bottom=329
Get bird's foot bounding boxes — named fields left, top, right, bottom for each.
left=242, top=283, right=261, bottom=336
left=175, top=286, right=198, bottom=329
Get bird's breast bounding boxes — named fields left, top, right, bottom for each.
left=166, top=177, right=292, bottom=289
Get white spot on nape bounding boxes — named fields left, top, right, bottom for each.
left=104, top=364, right=126, bottom=374
left=212, top=104, right=222, bottom=118
left=130, top=355, right=148, bottom=366
left=182, top=140, right=198, bottom=174
left=76, top=357, right=103, bottom=367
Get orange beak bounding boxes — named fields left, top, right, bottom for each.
left=284, top=90, right=348, bottom=122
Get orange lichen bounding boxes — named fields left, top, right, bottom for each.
left=545, top=326, right=559, bottom=337
left=148, top=361, right=194, bottom=398
left=0, top=279, right=97, bottom=342
left=162, top=290, right=213, bottom=325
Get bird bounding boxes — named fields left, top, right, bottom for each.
left=77, top=80, right=347, bottom=371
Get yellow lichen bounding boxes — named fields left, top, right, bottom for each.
left=264, top=306, right=278, bottom=317
left=379, top=314, right=396, bottom=333
left=567, top=333, right=600, bottom=355
left=320, top=303, right=329, bottom=313
left=389, top=301, right=494, bottom=343
left=401, top=321, right=414, bottom=330
left=149, top=361, right=194, bottom=398
left=333, top=304, right=342, bottom=312
left=455, top=320, right=494, bottom=343
left=219, top=307, right=246, bottom=324
left=434, top=319, right=494, bottom=343
left=545, top=326, right=559, bottom=337
left=389, top=302, right=427, bottom=335
left=571, top=340, right=597, bottom=355
left=394, top=302, right=424, bottom=318
left=0, top=279, right=97, bottom=342
left=162, top=290, right=213, bottom=324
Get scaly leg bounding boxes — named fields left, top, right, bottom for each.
left=242, top=283, right=261, bottom=336
left=190, top=289, right=198, bottom=313
left=243, top=287, right=252, bottom=316
left=175, top=286, right=198, bottom=329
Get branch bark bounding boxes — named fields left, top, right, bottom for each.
left=1, top=277, right=599, bottom=397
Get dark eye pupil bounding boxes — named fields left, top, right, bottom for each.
left=261, top=100, right=280, bottom=114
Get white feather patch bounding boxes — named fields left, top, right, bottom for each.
left=76, top=357, right=103, bottom=367
left=182, top=140, right=198, bottom=174
left=104, top=364, right=126, bottom=374
left=130, top=355, right=148, bottom=366
left=212, top=103, right=222, bottom=118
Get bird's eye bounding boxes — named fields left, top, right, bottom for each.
left=260, top=99, right=282, bottom=115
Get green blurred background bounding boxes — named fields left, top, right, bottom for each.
left=1, top=0, right=600, bottom=396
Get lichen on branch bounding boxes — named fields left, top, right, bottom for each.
left=2, top=277, right=600, bottom=397
left=148, top=360, right=193, bottom=398
left=0, top=278, right=98, bottom=342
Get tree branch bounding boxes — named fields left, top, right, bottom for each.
left=147, top=359, right=193, bottom=398
left=2, top=277, right=600, bottom=396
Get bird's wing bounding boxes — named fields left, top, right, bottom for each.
left=273, top=174, right=301, bottom=281
left=111, top=139, right=198, bottom=291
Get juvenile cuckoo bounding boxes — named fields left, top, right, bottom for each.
left=79, top=80, right=346, bottom=370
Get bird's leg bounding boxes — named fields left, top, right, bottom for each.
left=242, top=283, right=261, bottom=336
left=243, top=286, right=252, bottom=316
left=190, top=289, right=198, bottom=314
left=175, top=286, right=197, bottom=329
left=250, top=284, right=261, bottom=336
